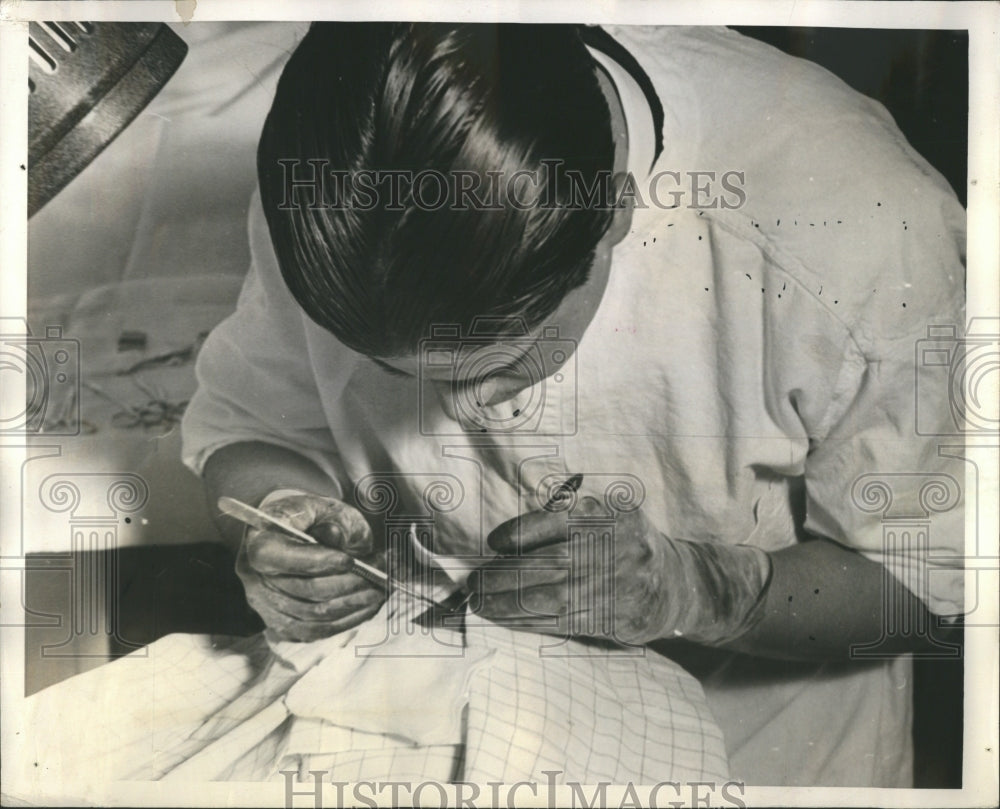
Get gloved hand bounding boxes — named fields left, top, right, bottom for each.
left=468, top=496, right=772, bottom=646
left=236, top=489, right=387, bottom=642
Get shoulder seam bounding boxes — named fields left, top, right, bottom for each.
left=702, top=207, right=870, bottom=359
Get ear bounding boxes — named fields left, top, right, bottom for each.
left=604, top=174, right=636, bottom=247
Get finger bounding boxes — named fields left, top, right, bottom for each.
left=468, top=561, right=570, bottom=594
left=487, top=496, right=606, bottom=554
left=257, top=578, right=385, bottom=621
left=245, top=530, right=355, bottom=576
left=473, top=525, right=621, bottom=592
left=475, top=586, right=616, bottom=640
left=308, top=521, right=346, bottom=549
left=240, top=550, right=384, bottom=642
left=261, top=494, right=319, bottom=528
left=487, top=510, right=570, bottom=554
left=476, top=583, right=569, bottom=620
left=267, top=570, right=384, bottom=602
left=309, top=501, right=374, bottom=556
left=261, top=494, right=374, bottom=556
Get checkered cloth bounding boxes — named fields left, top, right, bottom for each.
left=23, top=599, right=728, bottom=786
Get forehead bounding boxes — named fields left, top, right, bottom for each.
left=376, top=335, right=543, bottom=381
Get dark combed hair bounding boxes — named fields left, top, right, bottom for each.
left=257, top=23, right=614, bottom=357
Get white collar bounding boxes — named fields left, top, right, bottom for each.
left=585, top=44, right=657, bottom=181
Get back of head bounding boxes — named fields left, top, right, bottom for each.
left=258, top=22, right=614, bottom=357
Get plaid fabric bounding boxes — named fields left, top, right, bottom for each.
left=461, top=620, right=728, bottom=783
left=24, top=602, right=729, bottom=785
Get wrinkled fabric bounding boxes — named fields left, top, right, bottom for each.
left=23, top=597, right=730, bottom=785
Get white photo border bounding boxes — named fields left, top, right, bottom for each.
left=1, top=2, right=997, bottom=807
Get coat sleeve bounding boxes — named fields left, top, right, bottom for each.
left=181, top=189, right=357, bottom=495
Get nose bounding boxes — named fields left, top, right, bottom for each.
left=470, top=375, right=500, bottom=408
left=432, top=376, right=501, bottom=431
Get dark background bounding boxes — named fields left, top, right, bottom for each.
left=734, top=27, right=968, bottom=206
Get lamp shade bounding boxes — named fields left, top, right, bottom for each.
left=28, top=21, right=187, bottom=216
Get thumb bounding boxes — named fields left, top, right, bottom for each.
left=310, top=498, right=374, bottom=556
